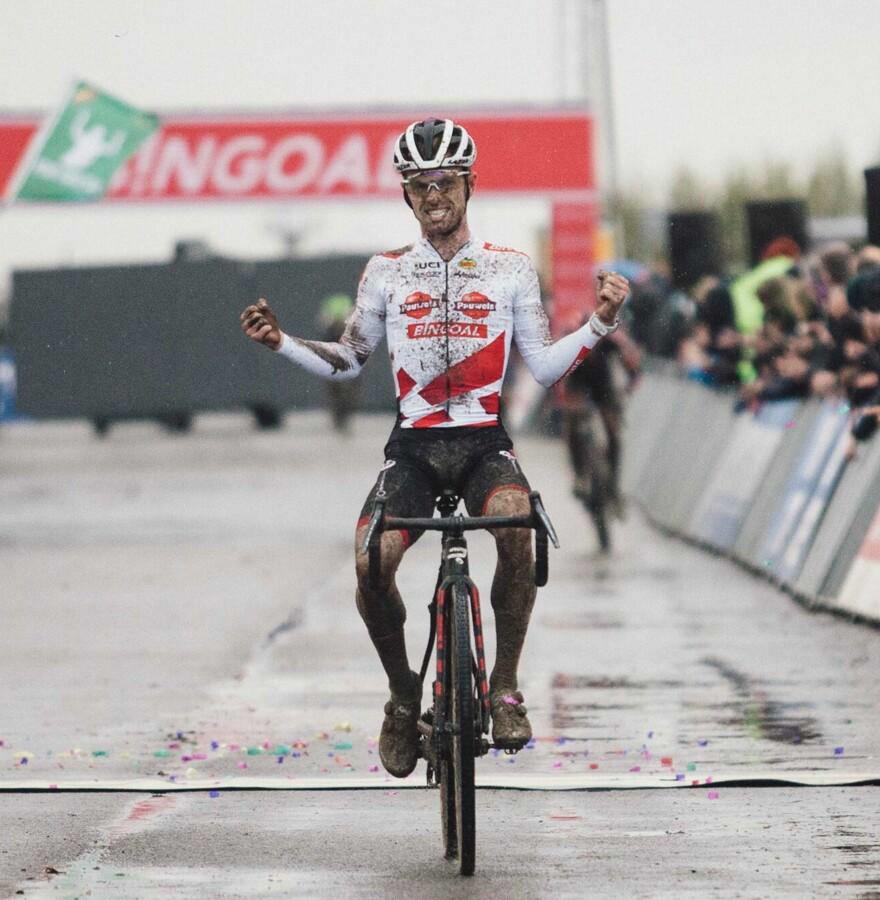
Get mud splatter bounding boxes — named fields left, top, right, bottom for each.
left=291, top=337, right=353, bottom=374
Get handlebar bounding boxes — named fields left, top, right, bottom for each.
left=361, top=491, right=558, bottom=588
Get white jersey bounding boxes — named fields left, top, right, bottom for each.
left=277, top=236, right=602, bottom=428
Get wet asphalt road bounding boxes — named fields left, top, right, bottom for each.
left=2, top=411, right=879, bottom=898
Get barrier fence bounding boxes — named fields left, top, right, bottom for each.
left=621, top=368, right=880, bottom=625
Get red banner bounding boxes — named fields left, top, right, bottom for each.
left=551, top=200, right=598, bottom=335
left=0, top=111, right=593, bottom=201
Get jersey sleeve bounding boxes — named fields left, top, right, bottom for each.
left=276, top=256, right=387, bottom=381
left=512, top=257, right=602, bottom=387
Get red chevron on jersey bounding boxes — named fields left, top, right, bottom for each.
left=396, top=367, right=417, bottom=400
left=418, top=332, right=505, bottom=406
left=411, top=409, right=454, bottom=429
left=479, top=392, right=500, bottom=414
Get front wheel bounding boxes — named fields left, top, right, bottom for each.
left=450, top=582, right=476, bottom=875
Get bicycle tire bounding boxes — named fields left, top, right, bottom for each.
left=440, top=706, right=456, bottom=858
left=450, top=581, right=477, bottom=876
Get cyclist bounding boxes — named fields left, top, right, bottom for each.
left=562, top=323, right=641, bottom=525
left=240, top=118, right=629, bottom=777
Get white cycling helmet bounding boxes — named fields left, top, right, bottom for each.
left=393, top=118, right=477, bottom=173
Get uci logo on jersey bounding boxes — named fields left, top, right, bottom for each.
left=415, top=261, right=442, bottom=270
left=400, top=291, right=440, bottom=319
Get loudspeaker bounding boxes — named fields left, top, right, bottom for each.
left=865, top=167, right=880, bottom=247
left=666, top=211, right=723, bottom=288
left=746, top=199, right=808, bottom=266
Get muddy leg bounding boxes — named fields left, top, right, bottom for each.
left=485, top=489, right=536, bottom=694
left=354, top=528, right=417, bottom=700
left=598, top=404, right=622, bottom=496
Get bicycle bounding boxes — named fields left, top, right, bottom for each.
left=361, top=488, right=558, bottom=876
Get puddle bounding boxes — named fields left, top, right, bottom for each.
left=552, top=674, right=687, bottom=690
left=541, top=616, right=625, bottom=631
left=702, top=657, right=823, bottom=745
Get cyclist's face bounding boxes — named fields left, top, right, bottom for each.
left=404, top=169, right=474, bottom=238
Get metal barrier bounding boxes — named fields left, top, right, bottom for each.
left=625, top=371, right=880, bottom=625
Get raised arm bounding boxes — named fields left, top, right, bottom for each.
left=513, top=261, right=630, bottom=387
left=240, top=259, right=386, bottom=381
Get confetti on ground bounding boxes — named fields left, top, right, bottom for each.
left=209, top=790, right=220, bottom=798
left=834, top=747, right=845, bottom=756
left=686, top=763, right=697, bottom=771
left=707, top=791, right=720, bottom=800
left=661, top=756, right=673, bottom=766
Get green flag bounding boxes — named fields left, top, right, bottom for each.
left=11, top=81, right=159, bottom=202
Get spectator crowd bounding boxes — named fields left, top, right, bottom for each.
left=629, top=239, right=880, bottom=445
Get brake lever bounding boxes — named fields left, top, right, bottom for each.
left=360, top=498, right=385, bottom=554
left=530, top=492, right=560, bottom=549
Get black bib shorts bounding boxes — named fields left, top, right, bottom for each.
left=357, top=423, right=531, bottom=547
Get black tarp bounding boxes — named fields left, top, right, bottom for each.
left=10, top=254, right=395, bottom=421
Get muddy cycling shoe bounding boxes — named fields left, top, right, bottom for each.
left=491, top=690, right=532, bottom=749
left=379, top=671, right=423, bottom=778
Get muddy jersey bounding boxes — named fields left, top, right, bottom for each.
left=277, top=236, right=602, bottom=428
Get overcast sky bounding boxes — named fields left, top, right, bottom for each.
left=3, top=0, right=879, bottom=192
left=1, top=0, right=879, bottom=281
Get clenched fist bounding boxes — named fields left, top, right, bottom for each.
left=595, top=270, right=630, bottom=326
left=240, top=298, right=282, bottom=351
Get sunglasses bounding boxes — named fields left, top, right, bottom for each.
left=401, top=170, right=469, bottom=198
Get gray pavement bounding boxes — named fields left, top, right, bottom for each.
left=2, top=411, right=880, bottom=897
